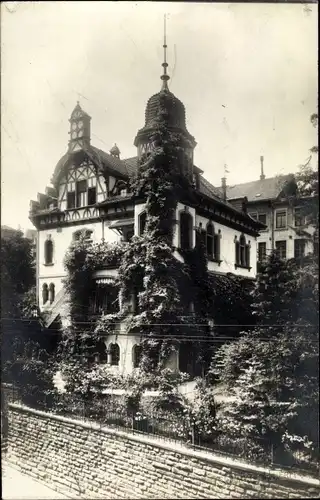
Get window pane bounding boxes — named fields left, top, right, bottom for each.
left=67, top=191, right=75, bottom=209
left=214, top=234, right=220, bottom=260
left=294, top=209, right=304, bottom=227
left=207, top=235, right=214, bottom=256
left=139, top=212, right=147, bottom=235
left=88, top=187, right=96, bottom=205
left=276, top=240, right=287, bottom=259
left=180, top=213, right=192, bottom=250
left=276, top=211, right=286, bottom=229
left=76, top=180, right=87, bottom=208
left=77, top=180, right=87, bottom=193
left=249, top=213, right=258, bottom=220
left=294, top=239, right=305, bottom=259
left=258, top=242, right=267, bottom=261
left=258, top=213, right=267, bottom=226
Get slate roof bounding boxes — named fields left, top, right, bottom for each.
left=226, top=175, right=294, bottom=203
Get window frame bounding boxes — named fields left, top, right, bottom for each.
left=87, top=186, right=97, bottom=206
left=275, top=240, right=287, bottom=260
left=67, top=191, right=76, bottom=209
left=76, top=179, right=88, bottom=208
left=275, top=209, right=287, bottom=229
left=109, top=343, right=120, bottom=366
left=42, top=283, right=49, bottom=305
left=294, top=239, right=305, bottom=260
left=138, top=211, right=147, bottom=236
left=258, top=242, right=267, bottom=261
left=180, top=211, right=193, bottom=250
left=294, top=207, right=305, bottom=228
left=132, top=344, right=143, bottom=369
left=258, top=213, right=267, bottom=227
left=44, top=238, right=54, bottom=265
left=235, top=234, right=251, bottom=269
left=49, top=283, right=55, bottom=304
left=206, top=222, right=214, bottom=258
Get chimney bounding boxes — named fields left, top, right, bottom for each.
left=260, top=156, right=265, bottom=180
left=221, top=177, right=227, bottom=201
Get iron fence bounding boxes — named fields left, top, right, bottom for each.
left=5, top=382, right=319, bottom=478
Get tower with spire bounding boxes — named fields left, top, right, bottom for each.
left=134, top=16, right=196, bottom=179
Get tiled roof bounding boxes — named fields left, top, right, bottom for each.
left=91, top=146, right=128, bottom=177
left=51, top=146, right=261, bottom=223
left=226, top=175, right=294, bottom=203
left=122, top=156, right=139, bottom=177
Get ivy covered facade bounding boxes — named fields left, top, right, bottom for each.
left=29, top=42, right=264, bottom=376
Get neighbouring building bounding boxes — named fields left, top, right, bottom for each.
left=225, top=156, right=316, bottom=263
left=29, top=40, right=264, bottom=375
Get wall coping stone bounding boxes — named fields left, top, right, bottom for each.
left=9, top=403, right=320, bottom=489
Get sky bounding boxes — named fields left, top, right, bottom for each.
left=1, top=1, right=318, bottom=231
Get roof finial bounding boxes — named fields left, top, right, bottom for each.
left=161, top=14, right=170, bottom=90
left=260, top=155, right=265, bottom=180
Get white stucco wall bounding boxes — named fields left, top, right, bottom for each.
left=195, top=214, right=257, bottom=279
left=38, top=220, right=120, bottom=310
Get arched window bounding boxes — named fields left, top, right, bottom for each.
left=49, top=283, right=55, bottom=304
left=235, top=234, right=250, bottom=268
left=109, top=343, right=120, bottom=366
left=180, top=212, right=193, bottom=250
left=132, top=344, right=143, bottom=368
left=206, top=223, right=214, bottom=257
left=139, top=211, right=147, bottom=236
left=44, top=238, right=53, bottom=265
left=42, top=283, right=49, bottom=304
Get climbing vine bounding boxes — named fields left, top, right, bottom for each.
left=60, top=96, right=254, bottom=376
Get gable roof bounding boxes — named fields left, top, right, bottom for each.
left=226, top=174, right=295, bottom=203
left=50, top=146, right=263, bottom=229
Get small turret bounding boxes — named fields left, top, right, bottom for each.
left=110, top=143, right=121, bottom=158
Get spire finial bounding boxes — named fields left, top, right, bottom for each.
left=161, top=14, right=170, bottom=90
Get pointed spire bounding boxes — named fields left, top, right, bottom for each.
left=160, top=14, right=170, bottom=90
left=221, top=164, right=229, bottom=201
left=260, top=155, right=265, bottom=180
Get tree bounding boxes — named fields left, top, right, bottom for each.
left=295, top=112, right=319, bottom=232
left=210, top=251, right=319, bottom=462
left=1, top=228, right=56, bottom=406
left=1, top=228, right=35, bottom=317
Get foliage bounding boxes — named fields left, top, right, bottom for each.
left=152, top=369, right=189, bottom=415
left=190, top=378, right=219, bottom=442
left=251, top=252, right=300, bottom=327
left=210, top=251, right=319, bottom=459
left=295, top=112, right=319, bottom=230
left=0, top=228, right=52, bottom=403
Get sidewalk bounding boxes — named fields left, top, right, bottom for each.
left=2, top=464, right=70, bottom=499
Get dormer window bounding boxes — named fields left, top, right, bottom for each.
left=67, top=181, right=96, bottom=208
left=88, top=187, right=97, bottom=205
left=67, top=191, right=76, bottom=209
left=76, top=180, right=87, bottom=207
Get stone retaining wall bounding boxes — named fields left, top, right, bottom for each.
left=7, top=404, right=320, bottom=499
